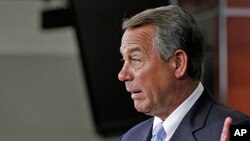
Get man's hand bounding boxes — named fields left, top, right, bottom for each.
left=220, top=117, right=232, bottom=141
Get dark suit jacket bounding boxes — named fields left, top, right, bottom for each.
left=119, top=90, right=250, bottom=141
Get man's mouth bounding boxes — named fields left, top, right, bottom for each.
left=131, top=91, right=142, bottom=94
left=131, top=90, right=142, bottom=99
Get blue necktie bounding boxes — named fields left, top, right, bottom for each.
left=152, top=122, right=166, bottom=141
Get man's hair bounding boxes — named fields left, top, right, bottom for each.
left=122, top=5, right=205, bottom=80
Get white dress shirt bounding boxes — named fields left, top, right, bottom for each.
left=152, top=82, right=204, bottom=141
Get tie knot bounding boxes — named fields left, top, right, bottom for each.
left=153, top=122, right=166, bottom=141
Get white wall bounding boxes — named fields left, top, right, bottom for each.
left=0, top=1, right=118, bottom=141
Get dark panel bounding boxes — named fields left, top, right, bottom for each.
left=42, top=8, right=73, bottom=29
left=71, top=0, right=168, bottom=137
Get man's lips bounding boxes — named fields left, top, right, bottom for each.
left=126, top=87, right=142, bottom=99
left=130, top=91, right=142, bottom=99
left=126, top=88, right=141, bottom=94
left=131, top=90, right=141, bottom=94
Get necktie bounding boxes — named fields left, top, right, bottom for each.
left=152, top=122, right=166, bottom=141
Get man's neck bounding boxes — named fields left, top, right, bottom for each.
left=158, top=80, right=200, bottom=120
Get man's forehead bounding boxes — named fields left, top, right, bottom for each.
left=120, top=24, right=155, bottom=56
left=120, top=46, right=142, bottom=54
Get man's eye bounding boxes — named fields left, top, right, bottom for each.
left=131, top=59, right=141, bottom=64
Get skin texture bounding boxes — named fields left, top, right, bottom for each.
left=118, top=24, right=198, bottom=119
left=118, top=23, right=232, bottom=140
left=220, top=117, right=232, bottom=141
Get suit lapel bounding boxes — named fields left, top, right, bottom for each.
left=142, top=118, right=153, bottom=141
left=170, top=90, right=214, bottom=141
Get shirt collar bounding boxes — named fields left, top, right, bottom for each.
left=152, top=82, right=204, bottom=141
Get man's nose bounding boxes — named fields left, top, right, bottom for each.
left=118, top=65, right=133, bottom=82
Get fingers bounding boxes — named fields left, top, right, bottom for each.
left=220, top=117, right=233, bottom=141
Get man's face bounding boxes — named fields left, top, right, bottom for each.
left=118, top=24, right=176, bottom=117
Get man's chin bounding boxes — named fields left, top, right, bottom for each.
left=134, top=103, right=150, bottom=115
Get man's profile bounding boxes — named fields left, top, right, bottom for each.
left=118, top=5, right=249, bottom=141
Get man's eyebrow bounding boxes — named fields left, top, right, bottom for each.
left=120, top=47, right=142, bottom=54
left=128, top=47, right=142, bottom=53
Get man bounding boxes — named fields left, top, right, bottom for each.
left=118, top=5, right=249, bottom=141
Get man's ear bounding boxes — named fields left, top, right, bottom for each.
left=173, top=49, right=188, bottom=79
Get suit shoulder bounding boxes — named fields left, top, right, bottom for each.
left=209, top=102, right=249, bottom=123
left=119, top=117, right=153, bottom=141
left=128, top=117, right=153, bottom=131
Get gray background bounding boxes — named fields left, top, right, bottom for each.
left=0, top=1, right=118, bottom=140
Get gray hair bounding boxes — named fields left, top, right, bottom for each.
left=122, top=5, right=204, bottom=80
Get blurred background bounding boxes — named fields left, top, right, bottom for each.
left=0, top=0, right=249, bottom=141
